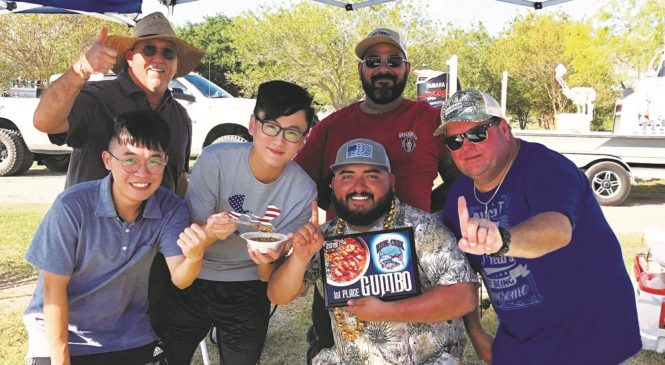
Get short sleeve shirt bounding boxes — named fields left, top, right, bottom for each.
left=304, top=199, right=477, bottom=364
left=295, top=100, right=447, bottom=216
left=49, top=70, right=192, bottom=191
left=23, top=174, right=189, bottom=357
left=185, top=142, right=317, bottom=281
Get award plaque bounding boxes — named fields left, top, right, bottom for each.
left=320, top=227, right=420, bottom=308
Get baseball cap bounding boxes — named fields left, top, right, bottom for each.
left=433, top=90, right=504, bottom=136
left=331, top=138, right=391, bottom=172
left=355, top=28, right=407, bottom=59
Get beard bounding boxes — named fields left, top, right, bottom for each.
left=361, top=73, right=407, bottom=105
left=333, top=190, right=395, bottom=227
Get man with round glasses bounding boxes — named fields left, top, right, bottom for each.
left=151, top=80, right=317, bottom=365
left=437, top=90, right=641, bottom=364
left=23, top=111, right=214, bottom=364
left=32, top=13, right=205, bottom=341
left=295, top=27, right=460, bottom=362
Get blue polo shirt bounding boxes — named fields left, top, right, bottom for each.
left=23, top=174, right=189, bottom=357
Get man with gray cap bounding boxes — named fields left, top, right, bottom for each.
left=438, top=90, right=641, bottom=364
left=295, top=27, right=460, bottom=362
left=270, top=138, right=477, bottom=365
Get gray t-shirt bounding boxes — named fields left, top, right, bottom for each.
left=186, top=142, right=317, bottom=281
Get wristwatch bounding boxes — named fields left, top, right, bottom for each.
left=491, top=227, right=511, bottom=257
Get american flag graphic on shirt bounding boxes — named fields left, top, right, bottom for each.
left=227, top=194, right=282, bottom=223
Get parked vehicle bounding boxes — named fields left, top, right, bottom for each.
left=0, top=72, right=255, bottom=176
left=513, top=51, right=665, bottom=206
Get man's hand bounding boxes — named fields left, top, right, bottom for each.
left=287, top=202, right=323, bottom=263
left=345, top=296, right=390, bottom=322
left=248, top=243, right=289, bottom=265
left=457, top=196, right=502, bottom=255
left=77, top=27, right=118, bottom=79
left=177, top=223, right=212, bottom=262
left=206, top=212, right=237, bottom=241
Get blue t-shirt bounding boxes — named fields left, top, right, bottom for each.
left=23, top=174, right=189, bottom=357
left=443, top=140, right=641, bottom=365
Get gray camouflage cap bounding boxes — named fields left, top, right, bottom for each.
left=433, top=90, right=504, bottom=136
left=331, top=138, right=391, bottom=172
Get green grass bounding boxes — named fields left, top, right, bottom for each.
left=0, top=204, right=49, bottom=278
left=2, top=203, right=665, bottom=364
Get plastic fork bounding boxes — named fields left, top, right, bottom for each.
left=234, top=214, right=275, bottom=232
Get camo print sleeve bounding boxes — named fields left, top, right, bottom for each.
left=406, top=207, right=478, bottom=289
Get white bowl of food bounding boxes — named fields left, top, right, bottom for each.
left=241, top=232, right=289, bottom=254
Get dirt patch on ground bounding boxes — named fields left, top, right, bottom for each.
left=0, top=272, right=36, bottom=314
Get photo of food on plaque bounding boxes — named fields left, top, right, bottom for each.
left=320, top=227, right=420, bottom=308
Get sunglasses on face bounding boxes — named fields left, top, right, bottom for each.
left=134, top=44, right=177, bottom=60
left=361, top=56, right=407, bottom=68
left=254, top=115, right=306, bottom=143
left=444, top=119, right=500, bottom=151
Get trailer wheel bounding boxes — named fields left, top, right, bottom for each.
left=42, top=154, right=70, bottom=172
left=585, top=162, right=631, bottom=206
left=203, top=126, right=251, bottom=148
left=0, top=128, right=33, bottom=176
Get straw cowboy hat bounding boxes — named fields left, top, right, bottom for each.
left=105, top=12, right=205, bottom=78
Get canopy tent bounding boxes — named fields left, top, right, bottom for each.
left=1, top=0, right=573, bottom=16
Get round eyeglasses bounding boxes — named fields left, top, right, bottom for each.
left=108, top=151, right=167, bottom=174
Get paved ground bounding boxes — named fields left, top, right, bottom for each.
left=1, top=168, right=663, bottom=235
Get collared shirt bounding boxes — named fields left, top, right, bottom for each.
left=304, top=199, right=478, bottom=365
left=23, top=174, right=189, bottom=357
left=49, top=70, right=192, bottom=191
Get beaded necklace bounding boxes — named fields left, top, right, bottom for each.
left=333, top=199, right=396, bottom=341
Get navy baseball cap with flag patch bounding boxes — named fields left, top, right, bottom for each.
left=434, top=90, right=504, bottom=136
left=331, top=138, right=391, bottom=172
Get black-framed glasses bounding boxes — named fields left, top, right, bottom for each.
left=443, top=119, right=500, bottom=151
left=254, top=115, right=306, bottom=143
left=361, top=56, right=408, bottom=68
left=133, top=44, right=177, bottom=60
left=107, top=151, right=167, bottom=174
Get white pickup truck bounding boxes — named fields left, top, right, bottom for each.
left=0, top=73, right=256, bottom=176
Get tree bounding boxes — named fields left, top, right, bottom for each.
left=596, top=0, right=664, bottom=76
left=493, top=13, right=615, bottom=130
left=225, top=1, right=443, bottom=109
left=0, top=14, right=130, bottom=90
left=176, top=15, right=241, bottom=95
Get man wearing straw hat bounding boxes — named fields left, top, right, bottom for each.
left=34, top=11, right=204, bottom=196
left=32, top=13, right=205, bottom=353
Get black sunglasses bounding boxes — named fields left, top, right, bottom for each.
left=361, top=56, right=407, bottom=68
left=443, top=119, right=500, bottom=151
left=134, top=44, right=177, bottom=60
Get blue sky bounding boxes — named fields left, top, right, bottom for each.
left=142, top=0, right=600, bottom=35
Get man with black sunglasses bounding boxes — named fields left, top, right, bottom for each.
left=32, top=12, right=205, bottom=358
left=33, top=12, right=204, bottom=196
left=295, top=27, right=460, bottom=363
left=437, top=90, right=641, bottom=364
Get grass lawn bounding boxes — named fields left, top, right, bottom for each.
left=1, top=202, right=665, bottom=364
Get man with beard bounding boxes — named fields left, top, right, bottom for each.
left=295, top=28, right=460, bottom=362
left=269, top=138, right=477, bottom=365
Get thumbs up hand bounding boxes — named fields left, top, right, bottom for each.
left=76, top=27, right=118, bottom=79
